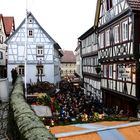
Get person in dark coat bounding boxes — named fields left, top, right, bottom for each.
left=11, top=68, right=18, bottom=85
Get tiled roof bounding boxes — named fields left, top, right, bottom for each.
left=61, top=50, right=76, bottom=63
left=3, top=16, right=15, bottom=36
left=127, top=0, right=140, bottom=11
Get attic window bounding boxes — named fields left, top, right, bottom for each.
left=28, top=29, right=34, bottom=37
left=28, top=18, right=33, bottom=23
left=106, top=0, right=112, bottom=11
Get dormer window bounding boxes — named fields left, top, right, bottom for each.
left=106, top=0, right=112, bottom=11
left=28, top=29, right=34, bottom=37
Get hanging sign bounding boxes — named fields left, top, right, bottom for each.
left=118, top=67, right=131, bottom=79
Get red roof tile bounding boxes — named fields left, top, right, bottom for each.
left=61, top=50, right=76, bottom=63
left=127, top=0, right=140, bottom=11
left=3, top=16, right=15, bottom=36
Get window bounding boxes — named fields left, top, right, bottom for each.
left=109, top=65, right=113, bottom=78
left=0, top=35, right=3, bottom=44
left=105, top=29, right=110, bottom=46
left=66, top=70, right=67, bottom=73
left=106, top=0, right=112, bottom=11
left=28, top=18, right=33, bottom=24
left=122, top=21, right=128, bottom=41
left=113, top=25, right=119, bottom=43
left=104, top=65, right=109, bottom=78
left=82, top=40, right=86, bottom=48
left=99, top=33, right=104, bottom=48
left=93, top=33, right=97, bottom=45
left=37, top=65, right=44, bottom=75
left=28, top=29, right=34, bottom=37
left=0, top=51, right=3, bottom=59
left=18, top=65, right=24, bottom=76
left=37, top=46, right=44, bottom=56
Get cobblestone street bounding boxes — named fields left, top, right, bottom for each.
left=0, top=102, right=9, bottom=140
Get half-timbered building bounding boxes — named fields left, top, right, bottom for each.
left=75, top=44, right=82, bottom=78
left=0, top=14, right=15, bottom=78
left=95, top=0, right=140, bottom=116
left=78, top=26, right=102, bottom=102
left=60, top=50, right=76, bottom=79
left=5, top=12, right=63, bottom=84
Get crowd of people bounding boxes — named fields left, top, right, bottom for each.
left=55, top=89, right=104, bottom=122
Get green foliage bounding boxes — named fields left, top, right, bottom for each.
left=10, top=77, right=56, bottom=140
left=37, top=94, right=51, bottom=106
left=53, top=100, right=60, bottom=112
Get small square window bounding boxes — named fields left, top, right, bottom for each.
left=28, top=29, right=34, bottom=37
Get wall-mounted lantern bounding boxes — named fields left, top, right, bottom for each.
left=95, top=65, right=101, bottom=74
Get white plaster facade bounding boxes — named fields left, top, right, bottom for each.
left=5, top=12, right=62, bottom=84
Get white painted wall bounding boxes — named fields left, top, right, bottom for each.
left=0, top=78, right=9, bottom=102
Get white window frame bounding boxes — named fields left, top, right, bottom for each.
left=105, top=29, right=110, bottom=46
left=122, top=20, right=128, bottom=41
left=99, top=33, right=104, bottom=49
left=109, top=65, right=113, bottom=78
left=104, top=65, right=107, bottom=77
left=28, top=29, right=34, bottom=37
left=37, top=46, right=44, bottom=56
left=113, top=25, right=119, bottom=43
left=18, top=65, right=24, bottom=76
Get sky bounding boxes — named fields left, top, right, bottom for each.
left=1, top=0, right=97, bottom=51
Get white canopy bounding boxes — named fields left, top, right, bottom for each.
left=31, top=105, right=52, bottom=117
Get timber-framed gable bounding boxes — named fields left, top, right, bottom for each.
left=5, top=12, right=62, bottom=84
